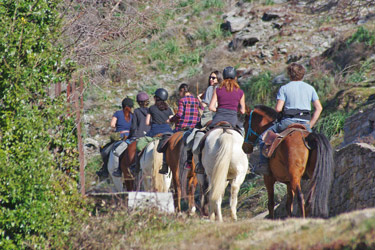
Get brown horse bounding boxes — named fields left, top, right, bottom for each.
left=119, top=140, right=138, bottom=191
left=165, top=131, right=198, bottom=213
left=243, top=105, right=334, bottom=218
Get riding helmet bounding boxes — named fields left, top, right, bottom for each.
left=122, top=97, right=134, bottom=108
left=136, top=92, right=149, bottom=102
left=223, top=66, right=236, bottom=79
left=154, top=88, right=168, bottom=101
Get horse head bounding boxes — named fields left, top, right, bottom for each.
left=242, top=105, right=279, bottom=154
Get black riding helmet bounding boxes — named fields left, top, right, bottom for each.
left=154, top=88, right=168, bottom=101
left=223, top=66, right=236, bottom=79
left=122, top=97, right=134, bottom=109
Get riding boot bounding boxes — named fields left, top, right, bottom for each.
left=194, top=152, right=205, bottom=174
left=159, top=153, right=169, bottom=175
left=112, top=165, right=122, bottom=177
left=194, top=162, right=205, bottom=174
left=159, top=161, right=169, bottom=175
left=134, top=152, right=140, bottom=173
left=184, top=150, right=193, bottom=170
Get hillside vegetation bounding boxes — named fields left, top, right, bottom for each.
left=1, top=0, right=375, bottom=248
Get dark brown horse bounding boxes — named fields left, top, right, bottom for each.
left=243, top=105, right=334, bottom=218
left=119, top=140, right=137, bottom=191
left=165, top=131, right=198, bottom=213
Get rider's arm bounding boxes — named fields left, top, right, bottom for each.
left=208, top=89, right=217, bottom=112
left=310, top=100, right=323, bottom=128
left=145, top=113, right=151, bottom=126
left=275, top=99, right=285, bottom=113
left=110, top=117, right=117, bottom=128
left=239, top=94, right=245, bottom=114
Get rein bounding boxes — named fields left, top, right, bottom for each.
left=244, top=110, right=260, bottom=146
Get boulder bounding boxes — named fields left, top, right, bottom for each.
left=222, top=16, right=249, bottom=33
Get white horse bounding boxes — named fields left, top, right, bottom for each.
left=194, top=128, right=248, bottom=222
left=139, top=140, right=171, bottom=192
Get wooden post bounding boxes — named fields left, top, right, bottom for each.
left=80, top=76, right=84, bottom=110
left=73, top=80, right=85, bottom=196
left=67, top=81, right=71, bottom=115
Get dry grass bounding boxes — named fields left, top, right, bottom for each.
left=69, top=204, right=375, bottom=249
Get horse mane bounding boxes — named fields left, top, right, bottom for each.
left=254, top=105, right=279, bottom=120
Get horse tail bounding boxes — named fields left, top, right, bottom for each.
left=152, top=140, right=164, bottom=192
left=306, top=132, right=334, bottom=218
left=209, top=131, right=233, bottom=203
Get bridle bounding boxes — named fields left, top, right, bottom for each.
left=244, top=110, right=260, bottom=146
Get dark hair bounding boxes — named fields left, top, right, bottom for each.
left=287, top=63, right=305, bottom=81
left=123, top=107, right=132, bottom=122
left=138, top=100, right=149, bottom=108
left=155, top=96, right=168, bottom=111
left=179, top=83, right=189, bottom=92
left=121, top=97, right=134, bottom=109
left=208, top=70, right=222, bottom=87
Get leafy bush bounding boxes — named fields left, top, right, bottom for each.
left=347, top=26, right=375, bottom=46
left=315, top=111, right=350, bottom=139
left=0, top=1, right=87, bottom=248
left=243, top=72, right=278, bottom=107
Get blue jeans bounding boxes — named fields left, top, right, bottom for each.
left=259, top=118, right=311, bottom=164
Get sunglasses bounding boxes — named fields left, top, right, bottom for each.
left=210, top=76, right=217, bottom=80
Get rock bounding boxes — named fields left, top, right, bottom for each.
left=262, top=13, right=280, bottom=22
left=85, top=138, right=100, bottom=149
left=272, top=74, right=289, bottom=85
left=228, top=35, right=259, bottom=51
left=286, top=54, right=302, bottom=64
left=223, top=16, right=249, bottom=33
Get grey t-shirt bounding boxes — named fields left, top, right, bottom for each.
left=277, top=81, right=319, bottom=111
left=202, top=86, right=215, bottom=105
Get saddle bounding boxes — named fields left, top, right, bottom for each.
left=156, top=132, right=183, bottom=153
left=197, top=121, right=243, bottom=166
left=262, top=123, right=310, bottom=158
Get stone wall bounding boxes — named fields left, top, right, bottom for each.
left=340, top=104, right=375, bottom=148
left=329, top=143, right=375, bottom=216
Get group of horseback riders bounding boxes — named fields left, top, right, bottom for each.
left=100, top=62, right=322, bottom=179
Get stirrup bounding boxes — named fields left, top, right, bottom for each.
left=112, top=167, right=122, bottom=177
left=194, top=162, right=205, bottom=174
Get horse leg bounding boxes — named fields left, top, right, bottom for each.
left=290, top=179, right=305, bottom=218
left=209, top=195, right=223, bottom=222
left=264, top=175, right=276, bottom=219
left=172, top=167, right=181, bottom=213
left=286, top=184, right=294, bottom=217
left=188, top=174, right=197, bottom=215
left=230, top=172, right=246, bottom=221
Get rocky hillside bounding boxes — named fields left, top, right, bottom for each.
left=80, top=0, right=375, bottom=148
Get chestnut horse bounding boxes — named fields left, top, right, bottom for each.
left=119, top=140, right=138, bottom=191
left=165, top=131, right=197, bottom=213
left=244, top=105, right=334, bottom=218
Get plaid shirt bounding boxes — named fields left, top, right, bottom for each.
left=170, top=95, right=201, bottom=131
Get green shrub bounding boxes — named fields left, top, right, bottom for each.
left=347, top=26, right=375, bottom=46
left=315, top=111, right=350, bottom=139
left=243, top=72, right=278, bottom=107
left=0, top=0, right=87, bottom=248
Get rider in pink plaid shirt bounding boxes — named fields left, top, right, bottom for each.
left=170, top=84, right=201, bottom=131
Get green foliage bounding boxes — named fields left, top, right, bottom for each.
left=347, top=26, right=375, bottom=46
left=315, top=110, right=350, bottom=139
left=308, top=75, right=336, bottom=104
left=0, top=0, right=87, bottom=248
left=243, top=72, right=278, bottom=107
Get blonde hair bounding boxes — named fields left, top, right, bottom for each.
left=219, top=79, right=240, bottom=92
